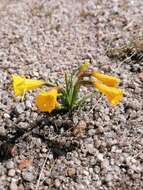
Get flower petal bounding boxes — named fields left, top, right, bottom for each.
left=35, top=89, right=60, bottom=112
left=92, top=70, right=120, bottom=87
left=25, top=79, right=45, bottom=91
left=93, top=80, right=123, bottom=105
left=12, top=75, right=25, bottom=96
left=12, top=74, right=45, bottom=96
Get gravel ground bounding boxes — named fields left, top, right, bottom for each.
left=0, top=0, right=143, bottom=190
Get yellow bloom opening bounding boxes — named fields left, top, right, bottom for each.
left=35, top=88, right=60, bottom=112
left=12, top=75, right=45, bottom=96
left=93, top=80, right=123, bottom=105
left=79, top=59, right=90, bottom=72
left=92, top=70, right=120, bottom=87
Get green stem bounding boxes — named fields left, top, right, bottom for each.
left=44, top=82, right=58, bottom=87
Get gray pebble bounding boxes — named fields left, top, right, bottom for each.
left=88, top=129, right=96, bottom=136
left=0, top=165, right=6, bottom=175
left=17, top=184, right=24, bottom=190
left=82, top=170, right=89, bottom=176
left=25, top=100, right=32, bottom=108
left=41, top=147, right=48, bottom=153
left=18, top=122, right=29, bottom=129
left=54, top=179, right=61, bottom=188
left=48, top=153, right=53, bottom=160
left=96, top=126, right=104, bottom=134
left=94, top=166, right=100, bottom=173
left=67, top=167, right=76, bottom=177
left=0, top=126, right=6, bottom=136
left=105, top=173, right=113, bottom=182
left=101, top=159, right=109, bottom=170
left=96, top=153, right=104, bottom=162
left=0, top=185, right=6, bottom=190
left=16, top=103, right=25, bottom=114
left=6, top=161, right=15, bottom=169
left=75, top=184, right=85, bottom=190
left=22, top=171, right=35, bottom=182
left=3, top=113, right=10, bottom=119
left=85, top=143, right=95, bottom=154
left=8, top=169, right=15, bottom=177
left=10, top=181, right=18, bottom=190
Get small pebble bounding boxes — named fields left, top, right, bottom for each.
left=96, top=126, right=104, bottom=134
left=0, top=126, right=6, bottom=136
left=41, top=147, right=48, bottom=153
left=88, top=129, right=96, bottom=136
left=10, top=181, right=18, bottom=190
left=96, top=153, right=104, bottom=162
left=6, top=161, right=15, bottom=169
left=25, top=100, right=32, bottom=108
left=86, top=143, right=95, bottom=154
left=22, top=171, right=34, bottom=182
left=3, top=113, right=10, bottom=119
left=101, top=159, right=109, bottom=171
left=18, top=184, right=24, bottom=190
left=8, top=169, right=15, bottom=177
left=75, top=184, right=85, bottom=190
left=54, top=179, right=61, bottom=188
left=67, top=167, right=76, bottom=177
left=82, top=170, right=89, bottom=176
left=15, top=104, right=25, bottom=114
left=0, top=185, right=5, bottom=190
left=0, top=165, right=6, bottom=175
left=105, top=173, right=113, bottom=182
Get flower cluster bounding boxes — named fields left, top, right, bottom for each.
left=12, top=61, right=124, bottom=113
left=91, top=71, right=123, bottom=105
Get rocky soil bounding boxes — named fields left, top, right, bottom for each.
left=0, top=0, right=143, bottom=190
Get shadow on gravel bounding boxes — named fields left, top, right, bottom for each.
left=0, top=110, right=79, bottom=161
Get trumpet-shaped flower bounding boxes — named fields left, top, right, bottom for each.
left=12, top=75, right=45, bottom=96
left=35, top=88, right=60, bottom=112
left=92, top=70, right=120, bottom=87
left=93, top=80, right=123, bottom=105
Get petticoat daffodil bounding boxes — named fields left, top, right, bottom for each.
left=12, top=75, right=45, bottom=96
left=35, top=88, right=60, bottom=112
left=92, top=70, right=120, bottom=87
left=92, top=80, right=123, bottom=105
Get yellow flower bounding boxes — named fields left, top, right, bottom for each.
left=79, top=59, right=90, bottom=72
left=12, top=75, right=45, bottom=96
left=35, top=88, right=60, bottom=112
left=92, top=70, right=120, bottom=87
left=93, top=80, right=123, bottom=105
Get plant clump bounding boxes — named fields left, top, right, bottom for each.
left=12, top=60, right=124, bottom=113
